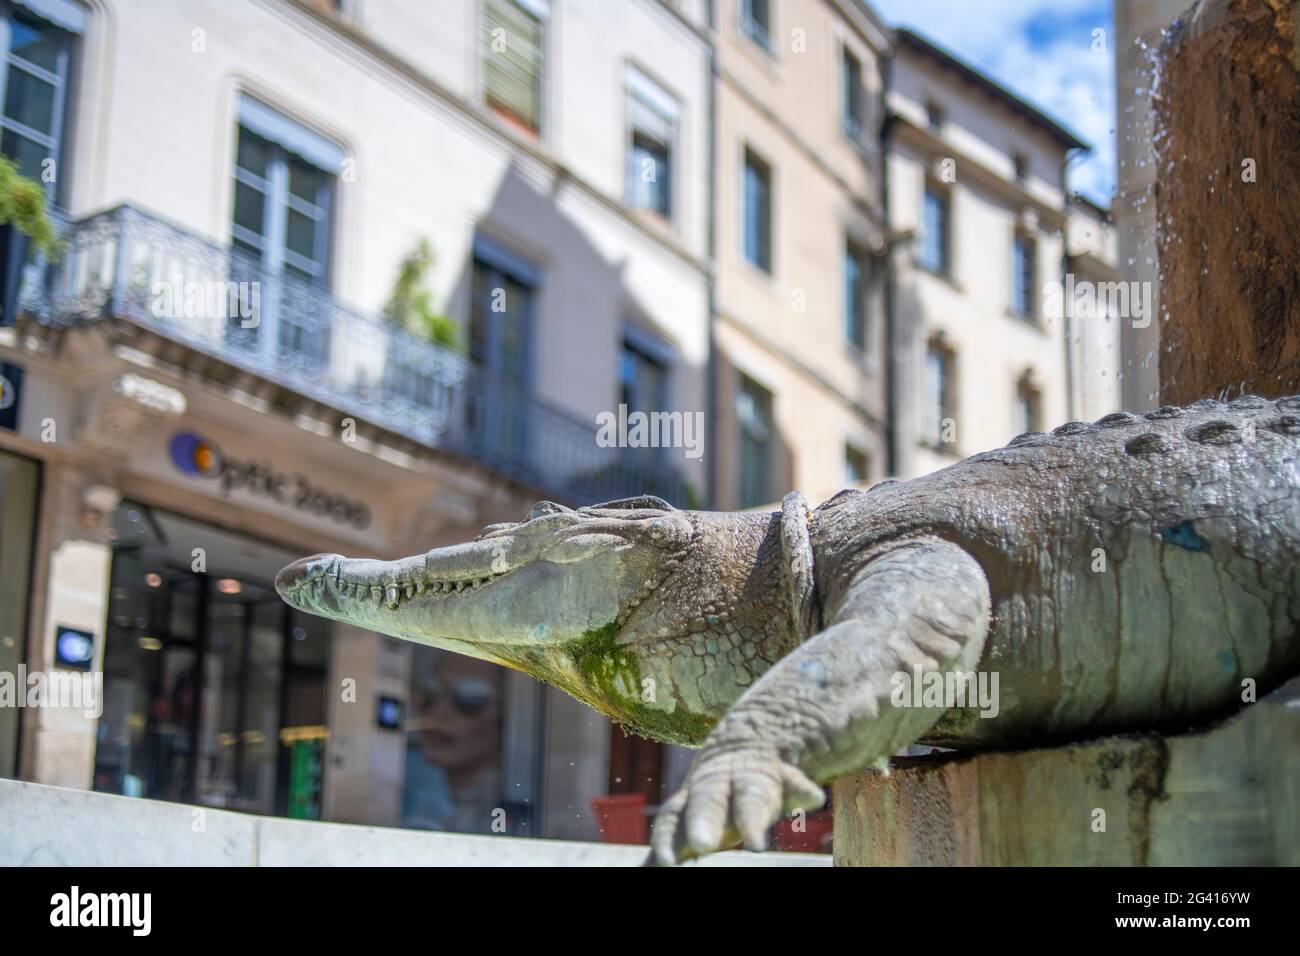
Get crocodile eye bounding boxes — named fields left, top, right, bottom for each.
left=528, top=501, right=569, bottom=520
left=474, top=523, right=516, bottom=541
left=648, top=514, right=690, bottom=548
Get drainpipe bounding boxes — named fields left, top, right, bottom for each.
left=1062, top=153, right=1078, bottom=422
left=1063, top=249, right=1077, bottom=421
left=881, top=53, right=898, bottom=478
left=705, top=0, right=719, bottom=509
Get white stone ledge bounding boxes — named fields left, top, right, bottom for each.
left=0, top=779, right=830, bottom=867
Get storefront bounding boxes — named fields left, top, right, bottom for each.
left=80, top=408, right=548, bottom=832
left=0, top=350, right=609, bottom=839
left=92, top=503, right=329, bottom=818
left=89, top=497, right=546, bottom=834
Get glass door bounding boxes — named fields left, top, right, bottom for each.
left=468, top=255, right=534, bottom=463
left=95, top=505, right=328, bottom=818
left=194, top=578, right=284, bottom=813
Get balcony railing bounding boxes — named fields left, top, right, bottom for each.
left=18, top=204, right=691, bottom=507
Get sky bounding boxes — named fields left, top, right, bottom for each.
left=871, top=0, right=1115, bottom=205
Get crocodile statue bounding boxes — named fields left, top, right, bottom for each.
left=276, top=394, right=1300, bottom=863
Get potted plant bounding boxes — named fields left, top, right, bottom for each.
left=0, top=155, right=61, bottom=327
left=382, top=237, right=458, bottom=348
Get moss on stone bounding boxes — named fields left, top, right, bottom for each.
left=566, top=623, right=715, bottom=746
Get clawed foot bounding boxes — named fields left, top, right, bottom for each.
left=649, top=743, right=825, bottom=865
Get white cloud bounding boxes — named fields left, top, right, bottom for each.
left=872, top=0, right=1115, bottom=205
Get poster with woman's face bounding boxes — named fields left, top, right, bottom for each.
left=401, top=648, right=504, bottom=834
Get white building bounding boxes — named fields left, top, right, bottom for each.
left=885, top=29, right=1118, bottom=479
left=0, top=0, right=712, bottom=841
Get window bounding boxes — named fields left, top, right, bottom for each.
left=231, top=126, right=334, bottom=286
left=626, top=67, right=676, bottom=221
left=926, top=99, right=944, bottom=131
left=739, top=0, right=772, bottom=52
left=924, top=342, right=955, bottom=447
left=844, top=240, right=869, bottom=351
left=0, top=7, right=74, bottom=189
left=229, top=99, right=342, bottom=369
left=469, top=238, right=537, bottom=386
left=483, top=0, right=546, bottom=134
left=919, top=185, right=950, bottom=275
left=743, top=148, right=772, bottom=273
left=467, top=236, right=538, bottom=458
left=1012, top=232, right=1036, bottom=318
left=0, top=5, right=78, bottom=324
left=620, top=327, right=671, bottom=464
left=1015, top=375, right=1042, bottom=435
left=841, top=46, right=863, bottom=141
left=844, top=444, right=870, bottom=486
left=621, top=332, right=669, bottom=415
left=737, top=375, right=773, bottom=508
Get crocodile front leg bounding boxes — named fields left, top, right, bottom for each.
left=650, top=536, right=992, bottom=864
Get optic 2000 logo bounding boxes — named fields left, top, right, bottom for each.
left=169, top=431, right=370, bottom=529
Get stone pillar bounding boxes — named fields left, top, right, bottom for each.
left=540, top=691, right=612, bottom=841
left=832, top=680, right=1299, bottom=865
left=1155, top=0, right=1300, bottom=402
left=320, top=626, right=410, bottom=825
left=1115, top=0, right=1196, bottom=411
left=26, top=462, right=116, bottom=788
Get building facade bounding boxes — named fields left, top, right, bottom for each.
left=710, top=0, right=891, bottom=511
left=0, top=0, right=1121, bottom=849
left=0, top=0, right=712, bottom=840
left=885, top=29, right=1114, bottom=480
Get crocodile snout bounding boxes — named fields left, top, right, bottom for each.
left=275, top=553, right=341, bottom=600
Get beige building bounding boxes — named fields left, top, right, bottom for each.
left=710, top=0, right=892, bottom=510
left=0, top=0, right=712, bottom=841
left=885, top=29, right=1112, bottom=479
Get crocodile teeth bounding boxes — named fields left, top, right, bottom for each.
left=416, top=571, right=514, bottom=596
left=385, top=584, right=400, bottom=609
left=371, top=586, right=383, bottom=605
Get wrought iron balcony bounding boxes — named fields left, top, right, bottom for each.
left=18, top=203, right=691, bottom=507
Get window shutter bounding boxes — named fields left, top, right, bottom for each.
left=484, top=0, right=544, bottom=130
